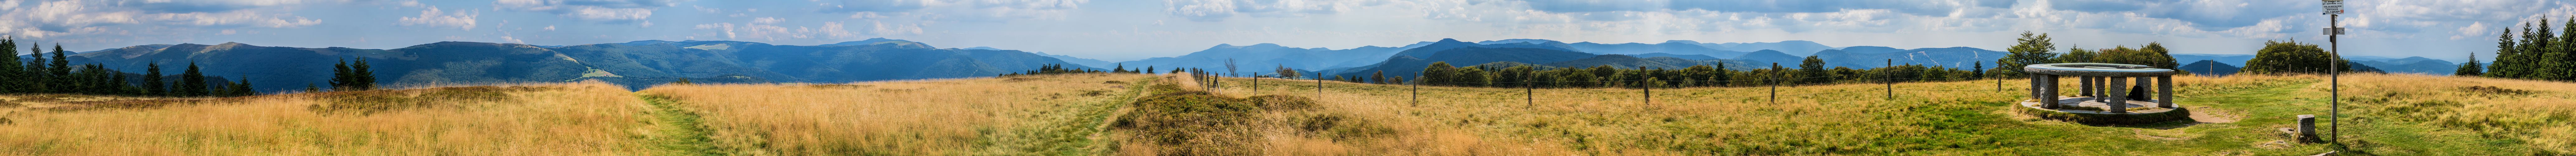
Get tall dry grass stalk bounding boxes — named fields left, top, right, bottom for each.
left=0, top=81, right=648, bottom=155
left=636, top=73, right=1149, bottom=155
left=2333, top=73, right=2576, bottom=154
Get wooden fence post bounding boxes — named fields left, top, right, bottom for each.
left=1770, top=63, right=1781, bottom=104
left=1885, top=59, right=1893, bottom=100
left=1253, top=72, right=1260, bottom=95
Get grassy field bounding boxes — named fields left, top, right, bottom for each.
left=0, top=82, right=648, bottom=155
left=1193, top=73, right=2571, bottom=155
left=0, top=73, right=2564, bottom=155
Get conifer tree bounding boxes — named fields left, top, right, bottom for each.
left=1113, top=63, right=1127, bottom=73
left=49, top=44, right=69, bottom=93
left=144, top=63, right=165, bottom=95
left=2492, top=27, right=2522, bottom=79
left=1972, top=61, right=1986, bottom=79
left=0, top=37, right=19, bottom=94
left=331, top=59, right=352, bottom=90
left=2459, top=52, right=2485, bottom=76
left=25, top=43, right=45, bottom=93
left=228, top=78, right=254, bottom=97
left=353, top=58, right=375, bottom=90
left=178, top=62, right=209, bottom=97
left=2537, top=17, right=2566, bottom=80
left=2558, top=17, right=2576, bottom=80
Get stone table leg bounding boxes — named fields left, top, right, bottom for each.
left=2029, top=73, right=2044, bottom=103
left=2107, top=76, right=2129, bottom=113
left=2080, top=76, right=2096, bottom=97
left=2044, top=75, right=2061, bottom=109
left=2130, top=76, right=2151, bottom=100
left=2158, top=76, right=2174, bottom=109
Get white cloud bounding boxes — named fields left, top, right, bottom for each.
left=495, top=0, right=683, bottom=23
left=1165, top=0, right=1360, bottom=22
left=827, top=0, right=1087, bottom=22
left=398, top=6, right=477, bottom=30
left=752, top=17, right=783, bottom=24
left=2455, top=22, right=2490, bottom=40
left=544, top=25, right=556, bottom=31
left=0, top=0, right=320, bottom=39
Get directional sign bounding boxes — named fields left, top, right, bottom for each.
left=2323, top=0, right=2345, bottom=15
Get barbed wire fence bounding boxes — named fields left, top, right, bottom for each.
left=1182, top=60, right=2022, bottom=107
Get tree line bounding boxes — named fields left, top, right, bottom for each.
left=1242, top=58, right=1986, bottom=89
left=1004, top=63, right=1153, bottom=76
left=0, top=37, right=383, bottom=97
left=2475, top=17, right=2576, bottom=80
left=1993, top=31, right=2194, bottom=76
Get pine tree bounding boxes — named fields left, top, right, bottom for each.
left=2538, top=17, right=2566, bottom=80
left=178, top=62, right=209, bottom=97
left=24, top=43, right=44, bottom=93
left=346, top=58, right=376, bottom=90
left=1997, top=31, right=2058, bottom=76
left=1144, top=66, right=1155, bottom=74
left=1711, top=62, right=1731, bottom=87
left=49, top=44, right=70, bottom=93
left=2521, top=21, right=2544, bottom=79
left=2492, top=27, right=2522, bottom=79
left=144, top=63, right=165, bottom=95
left=229, top=78, right=254, bottom=97
left=2559, top=16, right=2576, bottom=80
left=305, top=84, right=320, bottom=93
left=331, top=59, right=352, bottom=90
left=0, top=37, right=19, bottom=94
left=1112, top=63, right=1127, bottom=73
left=1972, top=61, right=1986, bottom=79
left=2459, top=52, right=2486, bottom=76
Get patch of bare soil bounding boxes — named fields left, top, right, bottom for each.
left=2189, top=106, right=2242, bottom=123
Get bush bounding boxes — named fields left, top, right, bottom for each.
left=1117, top=84, right=1264, bottom=155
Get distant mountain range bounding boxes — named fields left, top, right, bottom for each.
left=58, top=38, right=1090, bottom=91
left=2172, top=54, right=2463, bottom=75
left=46, top=37, right=2482, bottom=92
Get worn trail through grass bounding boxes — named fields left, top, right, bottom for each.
left=640, top=95, right=727, bottom=155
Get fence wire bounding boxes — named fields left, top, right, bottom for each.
left=1198, top=73, right=2014, bottom=103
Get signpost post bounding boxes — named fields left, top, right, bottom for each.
left=2321, top=0, right=2346, bottom=145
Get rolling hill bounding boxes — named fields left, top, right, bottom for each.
left=59, top=40, right=1091, bottom=91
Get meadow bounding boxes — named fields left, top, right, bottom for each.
left=0, top=73, right=2564, bottom=155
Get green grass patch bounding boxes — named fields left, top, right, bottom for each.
left=638, top=95, right=729, bottom=156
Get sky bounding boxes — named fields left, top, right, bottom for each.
left=0, top=0, right=2566, bottom=62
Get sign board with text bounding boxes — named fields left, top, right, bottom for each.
left=2323, top=0, right=2345, bottom=15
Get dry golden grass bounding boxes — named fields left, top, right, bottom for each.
left=0, top=72, right=2560, bottom=155
left=635, top=73, right=1150, bottom=155
left=2333, top=74, right=2576, bottom=154
left=0, top=81, right=648, bottom=155
left=1207, top=73, right=2567, bottom=155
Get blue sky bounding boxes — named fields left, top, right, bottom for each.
left=0, top=0, right=2561, bottom=62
